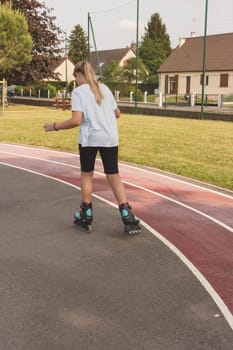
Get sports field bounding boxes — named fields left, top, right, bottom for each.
left=0, top=105, right=232, bottom=190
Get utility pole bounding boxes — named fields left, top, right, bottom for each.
left=64, top=30, right=68, bottom=92
left=135, top=0, right=139, bottom=113
left=200, top=0, right=208, bottom=120
left=88, top=12, right=90, bottom=61
left=88, top=13, right=103, bottom=81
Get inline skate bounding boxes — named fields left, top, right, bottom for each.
left=74, top=201, right=93, bottom=232
left=119, top=202, right=141, bottom=235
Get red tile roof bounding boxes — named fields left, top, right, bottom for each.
left=90, top=47, right=134, bottom=72
left=158, top=32, right=233, bottom=73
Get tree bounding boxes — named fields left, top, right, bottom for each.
left=139, top=13, right=171, bottom=76
left=0, top=3, right=32, bottom=73
left=68, top=24, right=88, bottom=64
left=0, top=0, right=62, bottom=84
left=122, top=57, right=148, bottom=83
left=104, top=58, right=147, bottom=83
left=104, top=60, right=124, bottom=82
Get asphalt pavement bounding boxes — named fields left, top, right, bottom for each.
left=0, top=164, right=232, bottom=350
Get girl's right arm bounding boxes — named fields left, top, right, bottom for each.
left=115, top=107, right=121, bottom=119
left=43, top=111, right=83, bottom=132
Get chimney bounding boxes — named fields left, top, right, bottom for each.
left=130, top=42, right=136, bottom=54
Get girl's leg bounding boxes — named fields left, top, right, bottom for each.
left=80, top=171, right=94, bottom=203
left=106, top=173, right=141, bottom=235
left=99, top=147, right=126, bottom=204
left=100, top=146, right=141, bottom=233
left=74, top=173, right=93, bottom=231
left=106, top=173, right=126, bottom=204
left=79, top=145, right=98, bottom=203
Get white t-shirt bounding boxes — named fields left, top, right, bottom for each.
left=71, top=83, right=119, bottom=147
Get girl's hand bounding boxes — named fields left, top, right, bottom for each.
left=44, top=123, right=57, bottom=132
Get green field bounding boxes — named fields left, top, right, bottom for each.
left=0, top=105, right=233, bottom=190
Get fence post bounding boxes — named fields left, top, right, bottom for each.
left=217, top=93, right=223, bottom=108
left=159, top=91, right=163, bottom=107
left=1, top=78, right=7, bottom=114
left=130, top=91, right=133, bottom=102
left=144, top=91, right=148, bottom=103
left=190, top=92, right=195, bottom=107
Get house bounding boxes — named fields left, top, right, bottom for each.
left=158, top=32, right=233, bottom=97
left=89, top=44, right=136, bottom=76
left=49, top=57, right=75, bottom=83
left=48, top=45, right=136, bottom=82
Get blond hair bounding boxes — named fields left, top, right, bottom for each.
left=73, top=61, right=103, bottom=105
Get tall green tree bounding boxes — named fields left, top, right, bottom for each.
left=68, top=24, right=88, bottom=64
left=139, top=13, right=171, bottom=76
left=0, top=3, right=32, bottom=73
left=0, top=0, right=62, bottom=84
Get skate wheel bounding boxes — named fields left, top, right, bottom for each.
left=86, top=225, right=92, bottom=233
left=73, top=219, right=92, bottom=233
left=124, top=224, right=141, bottom=235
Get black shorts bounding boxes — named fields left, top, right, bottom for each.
left=79, top=145, right=119, bottom=174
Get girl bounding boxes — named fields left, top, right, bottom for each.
left=44, top=60, right=140, bottom=235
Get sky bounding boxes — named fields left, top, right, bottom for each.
left=44, top=0, right=233, bottom=50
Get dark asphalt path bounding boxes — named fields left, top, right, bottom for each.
left=0, top=165, right=232, bottom=350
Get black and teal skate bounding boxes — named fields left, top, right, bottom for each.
left=74, top=202, right=93, bottom=232
left=119, top=202, right=141, bottom=235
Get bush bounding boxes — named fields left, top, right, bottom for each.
left=223, top=94, right=233, bottom=102
left=15, top=85, right=24, bottom=96
left=33, top=83, right=57, bottom=98
left=15, top=83, right=57, bottom=98
left=133, top=88, right=143, bottom=101
left=105, top=82, right=135, bottom=97
left=104, top=81, right=156, bottom=99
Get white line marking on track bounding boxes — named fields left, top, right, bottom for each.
left=1, top=161, right=232, bottom=330
left=120, top=162, right=233, bottom=200
left=1, top=151, right=232, bottom=233
left=1, top=143, right=232, bottom=199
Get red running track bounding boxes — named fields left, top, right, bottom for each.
left=0, top=143, right=233, bottom=329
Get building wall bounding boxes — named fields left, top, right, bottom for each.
left=54, top=59, right=75, bottom=83
left=119, top=50, right=136, bottom=67
left=159, top=71, right=233, bottom=96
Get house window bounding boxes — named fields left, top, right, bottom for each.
left=220, top=73, right=228, bottom=88
left=200, top=74, right=209, bottom=85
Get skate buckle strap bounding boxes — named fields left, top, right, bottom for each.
left=121, top=209, right=129, bottom=218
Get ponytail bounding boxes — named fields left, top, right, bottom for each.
left=73, top=61, right=103, bottom=105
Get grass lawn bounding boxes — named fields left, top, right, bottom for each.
left=0, top=104, right=232, bottom=191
